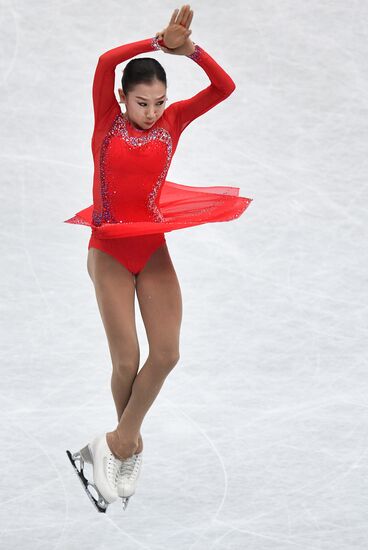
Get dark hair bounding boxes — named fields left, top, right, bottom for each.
left=121, top=57, right=167, bottom=95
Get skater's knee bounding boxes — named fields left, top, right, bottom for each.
left=149, top=349, right=180, bottom=371
left=112, top=357, right=140, bottom=379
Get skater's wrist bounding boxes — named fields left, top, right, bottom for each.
left=185, top=41, right=196, bottom=56
left=182, top=41, right=198, bottom=58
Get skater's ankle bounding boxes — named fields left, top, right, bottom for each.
left=136, top=433, right=143, bottom=454
left=106, top=431, right=139, bottom=459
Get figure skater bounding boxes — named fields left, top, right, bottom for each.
left=65, top=4, right=252, bottom=512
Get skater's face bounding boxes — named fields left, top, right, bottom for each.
left=118, top=80, right=167, bottom=130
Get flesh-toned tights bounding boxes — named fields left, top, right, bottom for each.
left=87, top=242, right=182, bottom=459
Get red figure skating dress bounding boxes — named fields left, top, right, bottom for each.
left=64, top=36, right=253, bottom=275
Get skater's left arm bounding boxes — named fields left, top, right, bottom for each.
left=164, top=39, right=236, bottom=134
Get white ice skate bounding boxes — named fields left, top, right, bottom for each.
left=66, top=432, right=123, bottom=513
left=117, top=451, right=143, bottom=510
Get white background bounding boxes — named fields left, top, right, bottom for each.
left=1, top=0, right=367, bottom=548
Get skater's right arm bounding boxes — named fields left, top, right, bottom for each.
left=92, top=6, right=193, bottom=134
left=92, top=37, right=165, bottom=132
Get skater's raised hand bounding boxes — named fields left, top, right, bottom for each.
left=157, top=4, right=194, bottom=49
left=159, top=37, right=196, bottom=56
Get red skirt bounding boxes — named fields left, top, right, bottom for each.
left=64, top=180, right=253, bottom=239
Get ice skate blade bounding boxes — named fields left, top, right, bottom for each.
left=66, top=449, right=109, bottom=513
left=121, top=496, right=130, bottom=510
left=80, top=444, right=93, bottom=464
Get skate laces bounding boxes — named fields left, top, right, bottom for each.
left=118, top=453, right=142, bottom=480
left=106, top=451, right=122, bottom=485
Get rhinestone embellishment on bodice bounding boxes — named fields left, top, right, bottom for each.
left=92, top=112, right=173, bottom=226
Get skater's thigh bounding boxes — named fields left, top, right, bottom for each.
left=135, top=243, right=182, bottom=358
left=87, top=247, right=139, bottom=366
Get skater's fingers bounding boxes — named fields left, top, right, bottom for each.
left=186, top=9, right=194, bottom=29
left=176, top=4, right=190, bottom=26
left=169, top=8, right=179, bottom=25
left=181, top=6, right=193, bottom=28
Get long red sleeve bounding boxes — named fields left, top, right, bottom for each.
left=170, top=43, right=236, bottom=134
left=91, top=36, right=163, bottom=150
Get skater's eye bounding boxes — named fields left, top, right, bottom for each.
left=138, top=101, right=165, bottom=107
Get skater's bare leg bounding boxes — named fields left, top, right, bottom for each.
left=106, top=243, right=183, bottom=459
left=87, top=247, right=144, bottom=454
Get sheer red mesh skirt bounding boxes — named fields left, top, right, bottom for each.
left=64, top=180, right=253, bottom=239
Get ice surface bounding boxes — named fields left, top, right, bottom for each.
left=0, top=0, right=367, bottom=548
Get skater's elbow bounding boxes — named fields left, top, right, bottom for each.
left=225, top=78, right=236, bottom=96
